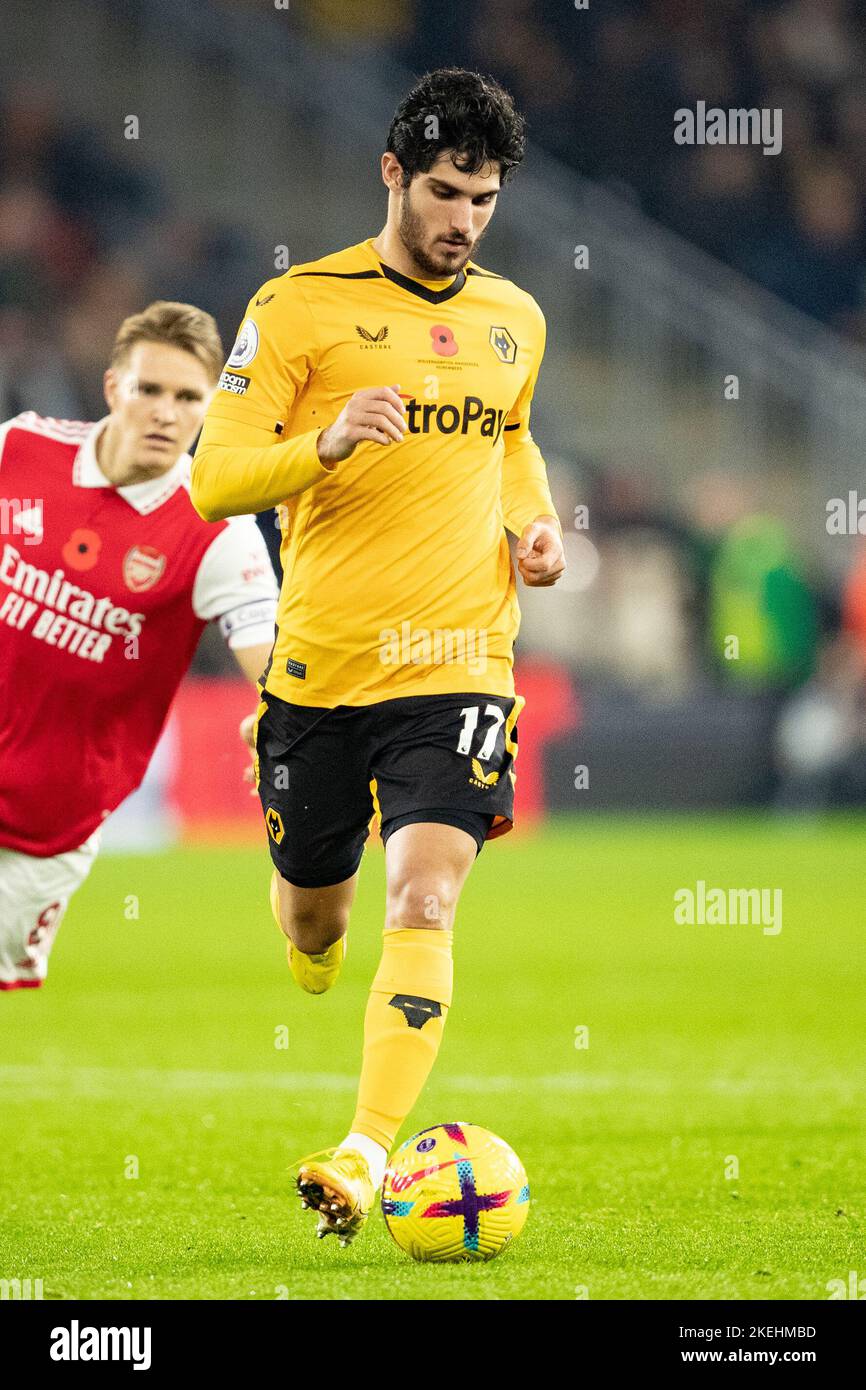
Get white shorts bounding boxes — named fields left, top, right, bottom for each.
left=0, top=831, right=101, bottom=989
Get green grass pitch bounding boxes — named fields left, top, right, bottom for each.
left=1, top=816, right=864, bottom=1301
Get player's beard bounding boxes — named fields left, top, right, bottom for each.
left=398, top=189, right=481, bottom=278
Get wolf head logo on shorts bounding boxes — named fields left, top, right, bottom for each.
left=265, top=807, right=285, bottom=844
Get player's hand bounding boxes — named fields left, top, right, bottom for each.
left=240, top=712, right=257, bottom=795
left=516, top=516, right=566, bottom=587
left=317, top=384, right=406, bottom=464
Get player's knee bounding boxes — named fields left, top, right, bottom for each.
left=385, top=875, right=456, bottom=931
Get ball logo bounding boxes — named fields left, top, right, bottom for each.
left=416, top=1137, right=436, bottom=1153
left=61, top=528, right=102, bottom=572
left=123, top=545, right=166, bottom=593
left=388, top=1158, right=459, bottom=1193
left=227, top=318, right=259, bottom=369
left=430, top=324, right=458, bottom=357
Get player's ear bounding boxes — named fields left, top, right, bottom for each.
left=102, top=367, right=117, bottom=413
left=381, top=152, right=403, bottom=194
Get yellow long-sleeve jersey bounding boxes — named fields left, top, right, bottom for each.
left=192, top=236, right=559, bottom=707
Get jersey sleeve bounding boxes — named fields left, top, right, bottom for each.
left=190, top=276, right=336, bottom=522
left=500, top=302, right=561, bottom=538
left=191, top=514, right=279, bottom=650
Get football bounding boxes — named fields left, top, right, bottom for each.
left=381, top=1123, right=530, bottom=1262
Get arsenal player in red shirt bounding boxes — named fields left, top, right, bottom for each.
left=0, top=301, right=277, bottom=989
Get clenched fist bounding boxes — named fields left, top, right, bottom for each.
left=317, top=384, right=406, bottom=465
left=516, top=516, right=566, bottom=587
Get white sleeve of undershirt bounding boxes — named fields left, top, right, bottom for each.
left=191, top=514, right=279, bottom=649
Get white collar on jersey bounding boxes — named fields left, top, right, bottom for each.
left=74, top=417, right=191, bottom=516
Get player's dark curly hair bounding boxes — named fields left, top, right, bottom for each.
left=386, top=68, right=526, bottom=187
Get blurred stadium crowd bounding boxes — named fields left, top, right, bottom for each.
left=4, top=0, right=866, bottom=808
left=296, top=0, right=866, bottom=333
left=0, top=85, right=260, bottom=422
left=401, top=0, right=866, bottom=338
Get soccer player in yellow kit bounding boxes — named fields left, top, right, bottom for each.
left=191, top=68, right=565, bottom=1245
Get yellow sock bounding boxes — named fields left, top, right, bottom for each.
left=351, top=926, right=453, bottom=1151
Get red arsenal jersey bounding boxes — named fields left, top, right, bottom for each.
left=0, top=413, right=277, bottom=856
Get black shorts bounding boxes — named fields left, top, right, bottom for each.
left=254, top=689, right=523, bottom=888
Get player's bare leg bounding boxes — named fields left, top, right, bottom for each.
left=296, top=821, right=478, bottom=1244
left=269, top=868, right=357, bottom=994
